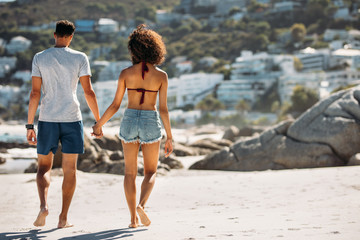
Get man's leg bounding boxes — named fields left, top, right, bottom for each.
left=33, top=152, right=53, bottom=227
left=58, top=153, right=78, bottom=228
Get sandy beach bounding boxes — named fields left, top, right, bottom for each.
left=0, top=166, right=359, bottom=240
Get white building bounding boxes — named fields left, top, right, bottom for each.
left=296, top=47, right=329, bottom=72
left=12, top=70, right=31, bottom=82
left=217, top=80, right=257, bottom=109
left=168, top=73, right=224, bottom=108
left=323, top=29, right=348, bottom=42
left=272, top=1, right=301, bottom=13
left=320, top=70, right=360, bottom=98
left=278, top=72, right=325, bottom=103
left=5, top=36, right=32, bottom=55
left=77, top=80, right=127, bottom=121
left=175, top=60, right=193, bottom=74
left=156, top=10, right=182, bottom=26
left=331, top=48, right=360, bottom=70
left=98, top=61, right=132, bottom=81
left=215, top=0, right=246, bottom=15
left=0, top=85, right=21, bottom=107
left=0, top=57, right=17, bottom=78
left=97, top=18, right=119, bottom=34
left=231, top=51, right=274, bottom=79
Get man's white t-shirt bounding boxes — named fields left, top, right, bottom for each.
left=31, top=47, right=91, bottom=122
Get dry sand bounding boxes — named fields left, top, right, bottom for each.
left=0, top=166, right=360, bottom=240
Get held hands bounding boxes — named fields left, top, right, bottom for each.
left=26, top=129, right=37, bottom=145
left=164, top=138, right=173, bottom=158
left=91, top=124, right=103, bottom=138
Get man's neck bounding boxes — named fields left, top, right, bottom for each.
left=54, top=44, right=68, bottom=48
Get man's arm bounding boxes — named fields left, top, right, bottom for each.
left=79, top=75, right=101, bottom=122
left=27, top=76, right=42, bottom=145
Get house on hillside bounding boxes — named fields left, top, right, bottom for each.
left=96, top=18, right=119, bottom=34
left=75, top=20, right=95, bottom=33
left=0, top=57, right=17, bottom=78
left=168, top=73, right=224, bottom=108
left=5, top=36, right=31, bottom=55
left=97, top=61, right=132, bottom=81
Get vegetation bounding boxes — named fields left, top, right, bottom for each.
left=281, top=85, right=319, bottom=117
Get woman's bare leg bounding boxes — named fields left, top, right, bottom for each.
left=137, top=141, right=160, bottom=226
left=33, top=152, right=53, bottom=227
left=122, top=141, right=140, bottom=228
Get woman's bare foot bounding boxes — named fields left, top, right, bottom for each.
left=128, top=216, right=139, bottom=228
left=136, top=205, right=151, bottom=226
left=33, top=207, right=49, bottom=227
left=58, top=216, right=74, bottom=228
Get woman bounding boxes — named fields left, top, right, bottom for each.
left=92, top=24, right=173, bottom=228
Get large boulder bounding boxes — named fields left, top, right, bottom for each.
left=190, top=86, right=360, bottom=172
left=287, top=89, right=360, bottom=160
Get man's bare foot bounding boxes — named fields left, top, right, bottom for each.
left=58, top=219, right=74, bottom=228
left=136, top=205, right=151, bottom=226
left=128, top=216, right=139, bottom=228
left=33, top=207, right=49, bottom=227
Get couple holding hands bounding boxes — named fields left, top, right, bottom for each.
left=26, top=20, right=173, bottom=228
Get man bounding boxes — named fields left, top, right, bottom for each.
left=26, top=20, right=102, bottom=228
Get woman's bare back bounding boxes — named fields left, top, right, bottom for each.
left=124, top=62, right=166, bottom=111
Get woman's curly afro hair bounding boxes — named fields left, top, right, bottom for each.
left=128, top=24, right=167, bottom=65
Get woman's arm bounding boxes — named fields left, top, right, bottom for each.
left=158, top=72, right=173, bottom=157
left=92, top=71, right=126, bottom=136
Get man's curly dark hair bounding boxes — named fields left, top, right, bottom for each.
left=128, top=24, right=166, bottom=65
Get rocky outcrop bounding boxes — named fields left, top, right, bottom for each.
left=25, top=134, right=184, bottom=175
left=191, top=87, right=360, bottom=171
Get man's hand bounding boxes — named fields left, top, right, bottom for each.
left=27, top=129, right=37, bottom=145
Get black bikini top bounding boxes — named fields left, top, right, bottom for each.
left=127, top=62, right=158, bottom=104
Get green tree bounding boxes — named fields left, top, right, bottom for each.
left=291, top=23, right=306, bottom=43
left=293, top=57, right=303, bottom=72
left=235, top=99, right=250, bottom=114
left=196, top=95, right=225, bottom=113
left=289, top=85, right=319, bottom=113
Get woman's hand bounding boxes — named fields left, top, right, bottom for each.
left=91, top=124, right=103, bottom=138
left=164, top=138, right=173, bottom=158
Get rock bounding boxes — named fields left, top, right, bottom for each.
left=24, top=162, right=38, bottom=173
left=159, top=155, right=184, bottom=169
left=109, top=150, right=124, bottom=161
left=348, top=153, right=360, bottom=166
left=93, top=134, right=122, bottom=151
left=190, top=139, right=224, bottom=151
left=238, top=126, right=266, bottom=137
left=190, top=147, right=237, bottom=170
left=190, top=88, right=359, bottom=172
left=287, top=88, right=360, bottom=160
left=0, top=156, right=5, bottom=164
left=108, top=161, right=125, bottom=175
left=77, top=159, right=95, bottom=172
left=222, top=126, right=239, bottom=141
left=53, top=145, right=62, bottom=168
left=173, top=142, right=197, bottom=156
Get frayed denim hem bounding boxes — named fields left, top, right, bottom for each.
left=118, top=135, right=162, bottom=144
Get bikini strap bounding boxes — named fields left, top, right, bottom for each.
left=142, top=61, right=149, bottom=80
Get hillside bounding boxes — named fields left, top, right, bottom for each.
left=0, top=0, right=180, bottom=28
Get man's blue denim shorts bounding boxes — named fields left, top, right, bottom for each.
left=119, top=108, right=162, bottom=144
left=37, top=121, right=84, bottom=155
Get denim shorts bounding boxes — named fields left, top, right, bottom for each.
left=119, top=109, right=162, bottom=144
left=37, top=121, right=84, bottom=155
